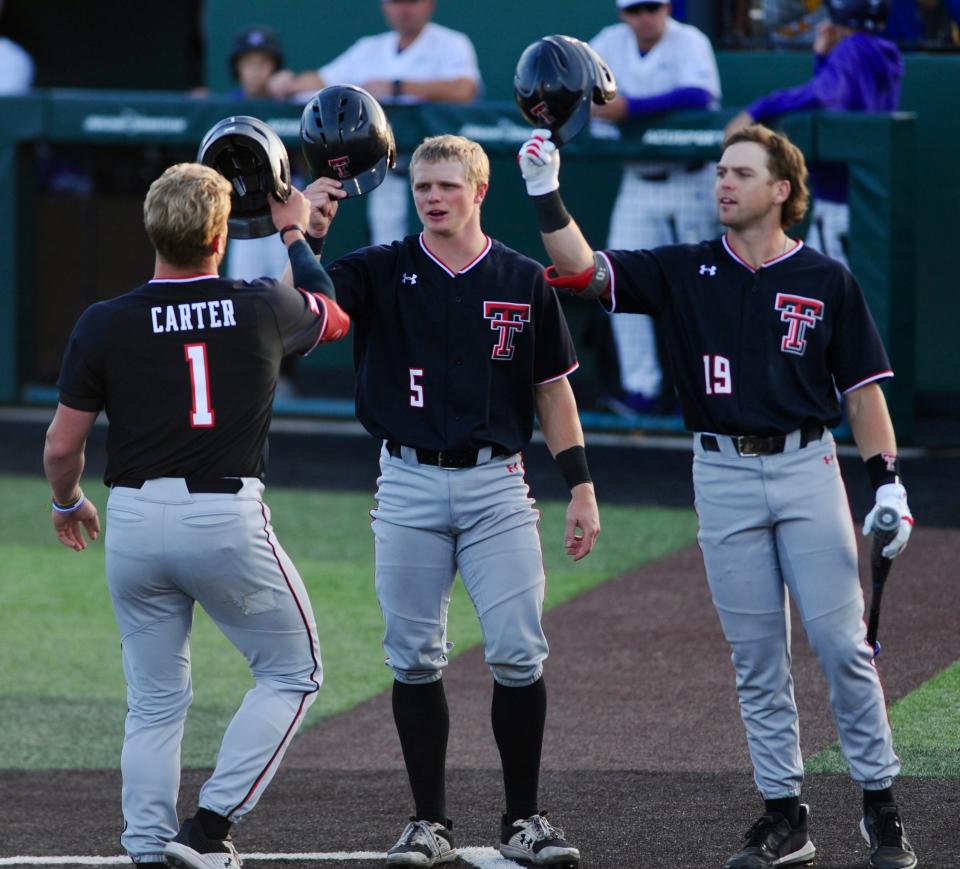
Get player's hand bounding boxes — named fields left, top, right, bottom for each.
left=518, top=130, right=560, bottom=196
left=862, top=482, right=914, bottom=559
left=270, top=185, right=310, bottom=236
left=564, top=482, right=600, bottom=562
left=304, top=177, right=347, bottom=239
left=52, top=499, right=100, bottom=552
left=267, top=69, right=297, bottom=100
left=591, top=94, right=628, bottom=124
left=724, top=110, right=755, bottom=139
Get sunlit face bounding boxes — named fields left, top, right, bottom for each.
left=411, top=158, right=486, bottom=238
left=715, top=141, right=789, bottom=231
left=381, top=0, right=435, bottom=40
left=620, top=2, right=671, bottom=50
left=236, top=51, right=277, bottom=98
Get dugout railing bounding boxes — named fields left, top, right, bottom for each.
left=0, top=92, right=917, bottom=439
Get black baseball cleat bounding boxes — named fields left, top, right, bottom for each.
left=163, top=817, right=242, bottom=869
left=500, top=811, right=580, bottom=867
left=386, top=817, right=456, bottom=866
left=860, top=804, right=918, bottom=869
left=724, top=804, right=816, bottom=868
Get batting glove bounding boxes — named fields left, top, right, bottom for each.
left=518, top=129, right=560, bottom=196
left=862, top=482, right=914, bottom=558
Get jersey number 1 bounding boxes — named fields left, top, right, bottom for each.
left=185, top=343, right=215, bottom=427
left=703, top=354, right=732, bottom=395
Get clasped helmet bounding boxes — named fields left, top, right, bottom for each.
left=825, top=0, right=889, bottom=31
left=514, top=35, right=617, bottom=146
left=300, top=85, right=397, bottom=197
left=197, top=115, right=291, bottom=239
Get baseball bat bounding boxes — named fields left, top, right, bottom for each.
left=865, top=506, right=900, bottom=658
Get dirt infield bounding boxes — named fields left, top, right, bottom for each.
left=1, top=419, right=958, bottom=868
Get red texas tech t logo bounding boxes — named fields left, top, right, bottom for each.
left=484, top=301, right=531, bottom=360
left=529, top=101, right=556, bottom=125
left=327, top=156, right=351, bottom=178
left=774, top=293, right=825, bottom=356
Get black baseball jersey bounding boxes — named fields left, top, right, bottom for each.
left=326, top=233, right=578, bottom=452
left=57, top=275, right=334, bottom=484
left=601, top=237, right=892, bottom=435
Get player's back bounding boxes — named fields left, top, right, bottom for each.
left=60, top=277, right=290, bottom=483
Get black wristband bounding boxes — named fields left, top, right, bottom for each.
left=865, top=452, right=902, bottom=491
left=305, top=232, right=326, bottom=257
left=555, top=445, right=592, bottom=490
left=532, top=190, right=572, bottom=233
left=279, top=223, right=304, bottom=243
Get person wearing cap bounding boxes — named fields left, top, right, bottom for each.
left=267, top=0, right=482, bottom=246
left=229, top=25, right=284, bottom=99
left=588, top=1, right=721, bottom=417
left=725, top=0, right=903, bottom=269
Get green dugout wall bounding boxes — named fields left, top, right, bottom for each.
left=0, top=94, right=918, bottom=438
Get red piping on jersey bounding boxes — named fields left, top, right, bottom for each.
left=722, top=235, right=804, bottom=272
left=418, top=233, right=493, bottom=276
left=535, top=360, right=580, bottom=386
left=842, top=370, right=895, bottom=394
left=227, top=503, right=321, bottom=818
left=148, top=274, right=220, bottom=284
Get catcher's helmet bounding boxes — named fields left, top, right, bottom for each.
left=514, top=35, right=617, bottom=146
left=300, top=85, right=397, bottom=198
left=826, top=0, right=889, bottom=31
left=197, top=115, right=291, bottom=240
left=229, top=26, right=284, bottom=79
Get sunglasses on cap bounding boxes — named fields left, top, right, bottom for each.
left=621, top=2, right=666, bottom=14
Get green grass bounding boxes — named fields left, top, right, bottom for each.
left=806, top=660, right=960, bottom=778
left=0, top=474, right=698, bottom=769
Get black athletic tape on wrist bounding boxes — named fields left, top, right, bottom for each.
left=865, top=452, right=901, bottom=491
left=532, top=190, right=571, bottom=233
left=279, top=224, right=304, bottom=243
left=305, top=233, right=326, bottom=257
left=555, top=445, right=592, bottom=490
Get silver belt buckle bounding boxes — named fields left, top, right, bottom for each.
left=735, top=436, right=762, bottom=457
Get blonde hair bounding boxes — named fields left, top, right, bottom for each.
left=143, top=163, right=232, bottom=266
left=409, top=134, right=490, bottom=191
left=722, top=124, right=810, bottom=229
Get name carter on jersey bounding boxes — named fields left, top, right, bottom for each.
left=150, top=299, right=237, bottom=334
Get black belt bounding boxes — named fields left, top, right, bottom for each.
left=386, top=440, right=511, bottom=469
left=701, top=424, right=824, bottom=457
left=112, top=477, right=244, bottom=494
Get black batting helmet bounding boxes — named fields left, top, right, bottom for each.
left=229, top=26, right=284, bottom=79
left=514, top=35, right=617, bottom=147
left=197, top=115, right=292, bottom=240
left=300, top=85, right=397, bottom=198
left=826, top=0, right=889, bottom=31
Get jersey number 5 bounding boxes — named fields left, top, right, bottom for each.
left=409, top=368, right=424, bottom=408
left=185, top=343, right=215, bottom=427
left=703, top=354, right=732, bottom=396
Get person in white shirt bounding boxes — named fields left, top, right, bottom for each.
left=590, top=0, right=720, bottom=416
left=268, top=0, right=481, bottom=244
left=0, top=0, right=34, bottom=94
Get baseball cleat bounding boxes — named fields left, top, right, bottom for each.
left=860, top=804, right=918, bottom=869
left=724, top=804, right=815, bottom=868
left=499, top=811, right=580, bottom=866
left=386, top=818, right=457, bottom=866
left=163, top=818, right=242, bottom=869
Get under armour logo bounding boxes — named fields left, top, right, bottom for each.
left=506, top=462, right=519, bottom=474
left=823, top=455, right=834, bottom=465
left=699, top=264, right=717, bottom=276
left=402, top=273, right=418, bottom=285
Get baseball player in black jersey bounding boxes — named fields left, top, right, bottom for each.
left=296, top=134, right=599, bottom=867
left=517, top=125, right=917, bottom=869
left=43, top=163, right=350, bottom=868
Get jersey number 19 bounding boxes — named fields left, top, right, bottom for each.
left=703, top=354, right=732, bottom=395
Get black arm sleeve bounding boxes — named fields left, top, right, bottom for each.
left=288, top=239, right=336, bottom=301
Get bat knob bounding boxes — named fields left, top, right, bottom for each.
left=875, top=506, right=900, bottom=532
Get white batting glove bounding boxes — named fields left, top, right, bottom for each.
left=518, top=129, right=560, bottom=196
left=862, top=482, right=914, bottom=558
